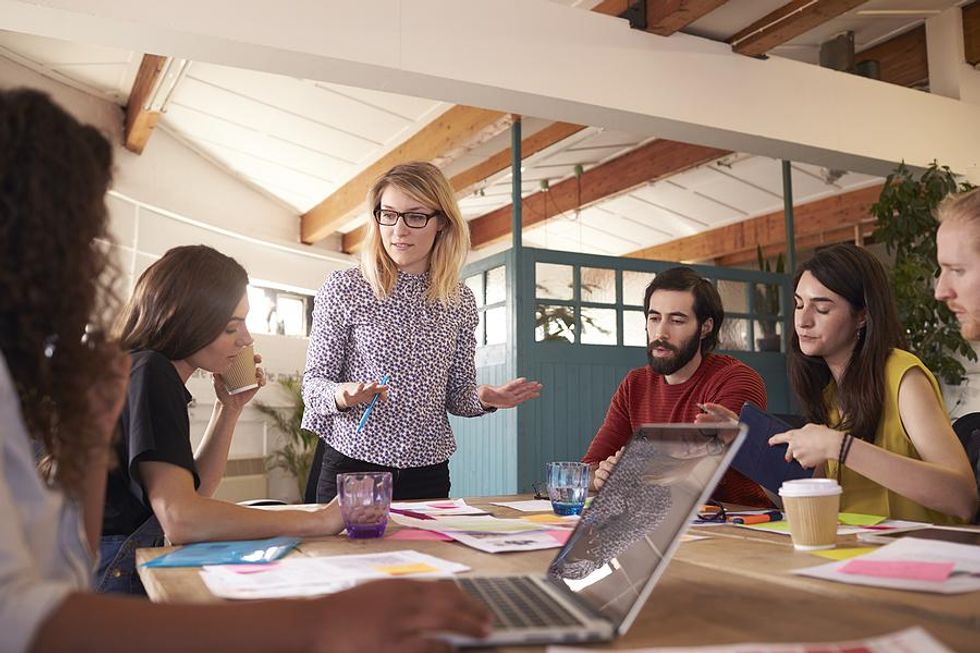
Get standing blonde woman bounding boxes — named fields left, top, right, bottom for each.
left=303, top=162, right=541, bottom=501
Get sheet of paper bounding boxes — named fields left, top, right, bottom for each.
left=200, top=550, right=469, bottom=600
left=736, top=518, right=927, bottom=537
left=793, top=537, right=980, bottom=594
left=446, top=530, right=568, bottom=553
left=390, top=513, right=545, bottom=533
left=522, top=513, right=579, bottom=526
left=809, top=546, right=878, bottom=561
left=547, top=626, right=954, bottom=653
left=490, top=499, right=554, bottom=512
left=838, top=512, right=887, bottom=526
left=390, top=498, right=488, bottom=516
left=386, top=528, right=454, bottom=542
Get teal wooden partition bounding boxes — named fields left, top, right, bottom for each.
left=449, top=247, right=791, bottom=497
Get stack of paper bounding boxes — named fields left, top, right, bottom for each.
left=794, top=537, right=980, bottom=594
left=390, top=498, right=488, bottom=516
left=200, top=550, right=469, bottom=600
left=388, top=512, right=577, bottom=553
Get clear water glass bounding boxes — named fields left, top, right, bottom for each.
left=546, top=461, right=589, bottom=516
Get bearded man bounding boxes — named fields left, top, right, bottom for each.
left=582, top=267, right=771, bottom=506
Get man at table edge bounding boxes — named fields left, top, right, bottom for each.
left=582, top=266, right=772, bottom=507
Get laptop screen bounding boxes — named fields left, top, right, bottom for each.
left=546, top=423, right=746, bottom=634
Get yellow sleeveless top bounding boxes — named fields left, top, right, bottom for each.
left=824, top=349, right=964, bottom=525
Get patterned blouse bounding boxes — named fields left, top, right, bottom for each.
left=301, top=267, right=489, bottom=467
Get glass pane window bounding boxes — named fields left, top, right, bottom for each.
left=718, top=317, right=751, bottom=351
left=623, top=309, right=647, bottom=347
left=753, top=282, right=782, bottom=317
left=486, top=266, right=506, bottom=305
left=276, top=295, right=307, bottom=336
left=753, top=318, right=783, bottom=352
left=623, top=270, right=654, bottom=307
left=246, top=286, right=276, bottom=336
left=535, top=263, right=574, bottom=301
left=465, top=274, right=485, bottom=308
left=580, top=307, right=617, bottom=345
left=486, top=306, right=507, bottom=345
left=535, top=304, right=575, bottom=343
left=581, top=267, right=615, bottom=304
left=717, top=279, right=749, bottom=314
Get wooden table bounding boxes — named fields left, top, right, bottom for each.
left=137, top=496, right=980, bottom=652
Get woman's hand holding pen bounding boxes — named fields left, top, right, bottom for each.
left=477, top=377, right=542, bottom=409
left=694, top=402, right=737, bottom=423
left=335, top=381, right=389, bottom=410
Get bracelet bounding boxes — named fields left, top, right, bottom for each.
left=836, top=433, right=854, bottom=482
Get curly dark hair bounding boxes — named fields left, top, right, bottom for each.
left=0, top=88, right=121, bottom=496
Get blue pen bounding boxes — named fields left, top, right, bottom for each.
left=355, top=373, right=389, bottom=433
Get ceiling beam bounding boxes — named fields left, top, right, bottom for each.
left=300, top=105, right=513, bottom=244
left=468, top=139, right=729, bottom=250
left=966, top=1, right=980, bottom=66
left=729, top=0, right=868, bottom=58
left=591, top=0, right=729, bottom=36
left=627, top=183, right=883, bottom=265
left=856, top=26, right=928, bottom=88
left=342, top=120, right=586, bottom=254
left=124, top=53, right=168, bottom=154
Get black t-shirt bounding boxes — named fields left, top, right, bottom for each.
left=102, top=350, right=201, bottom=536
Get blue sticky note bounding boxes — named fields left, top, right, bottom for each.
left=142, top=536, right=300, bottom=568
left=355, top=373, right=390, bottom=433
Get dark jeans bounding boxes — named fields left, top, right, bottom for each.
left=316, top=443, right=451, bottom=502
left=96, top=516, right=164, bottom=595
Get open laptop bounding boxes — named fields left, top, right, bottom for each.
left=450, top=422, right=747, bottom=647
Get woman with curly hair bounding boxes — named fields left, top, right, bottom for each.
left=0, top=88, right=488, bottom=653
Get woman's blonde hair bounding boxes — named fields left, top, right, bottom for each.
left=361, top=161, right=470, bottom=304
left=937, top=187, right=980, bottom=250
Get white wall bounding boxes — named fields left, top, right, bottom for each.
left=2, top=57, right=356, bottom=501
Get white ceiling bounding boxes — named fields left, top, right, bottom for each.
left=0, top=9, right=901, bottom=258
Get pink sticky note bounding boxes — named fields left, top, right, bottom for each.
left=428, top=502, right=459, bottom=510
left=227, top=562, right=281, bottom=574
left=839, top=559, right=954, bottom=583
left=387, top=528, right=454, bottom=542
left=546, top=530, right=572, bottom=545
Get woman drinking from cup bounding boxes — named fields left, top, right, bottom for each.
left=98, top=245, right=346, bottom=594
left=700, top=244, right=975, bottom=523
left=303, top=161, right=542, bottom=502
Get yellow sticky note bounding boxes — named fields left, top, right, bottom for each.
left=838, top=513, right=887, bottom=526
left=375, top=563, right=439, bottom=576
left=809, top=547, right=878, bottom=561
left=523, top=514, right=571, bottom=524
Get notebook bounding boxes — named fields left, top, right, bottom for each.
left=142, top=536, right=300, bottom=568
left=448, top=422, right=747, bottom=647
left=732, top=402, right=813, bottom=495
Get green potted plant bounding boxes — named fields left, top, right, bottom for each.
left=871, top=161, right=976, bottom=385
left=753, top=245, right=785, bottom=352
left=253, top=376, right=319, bottom=500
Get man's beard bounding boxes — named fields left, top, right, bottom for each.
left=960, top=312, right=980, bottom=342
left=647, top=331, right=702, bottom=376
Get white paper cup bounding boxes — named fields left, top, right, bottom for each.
left=223, top=344, right=258, bottom=395
left=778, top=478, right=842, bottom=551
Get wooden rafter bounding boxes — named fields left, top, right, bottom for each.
left=341, top=121, right=586, bottom=253
left=468, top=140, right=729, bottom=250
left=300, top=105, right=513, bottom=244
left=856, top=26, right=928, bottom=88
left=124, top=54, right=168, bottom=155
left=965, top=0, right=979, bottom=67
left=728, top=0, right=868, bottom=58
left=627, top=183, right=883, bottom=266
left=591, top=0, right=728, bottom=36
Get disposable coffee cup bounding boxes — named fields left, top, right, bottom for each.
left=778, top=478, right=842, bottom=551
left=223, top=344, right=258, bottom=395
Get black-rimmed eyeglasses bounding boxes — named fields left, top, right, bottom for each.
left=373, top=208, right=441, bottom=229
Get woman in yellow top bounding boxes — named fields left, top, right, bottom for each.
left=769, top=244, right=976, bottom=523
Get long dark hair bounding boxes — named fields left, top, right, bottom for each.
left=788, top=244, right=906, bottom=441
left=114, top=245, right=248, bottom=360
left=0, top=89, right=121, bottom=495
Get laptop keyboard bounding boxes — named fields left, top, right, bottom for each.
left=457, top=576, right=585, bottom=630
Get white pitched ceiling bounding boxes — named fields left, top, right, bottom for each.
left=1, top=26, right=884, bottom=259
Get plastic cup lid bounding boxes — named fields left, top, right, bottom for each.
left=778, top=478, right=842, bottom=497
